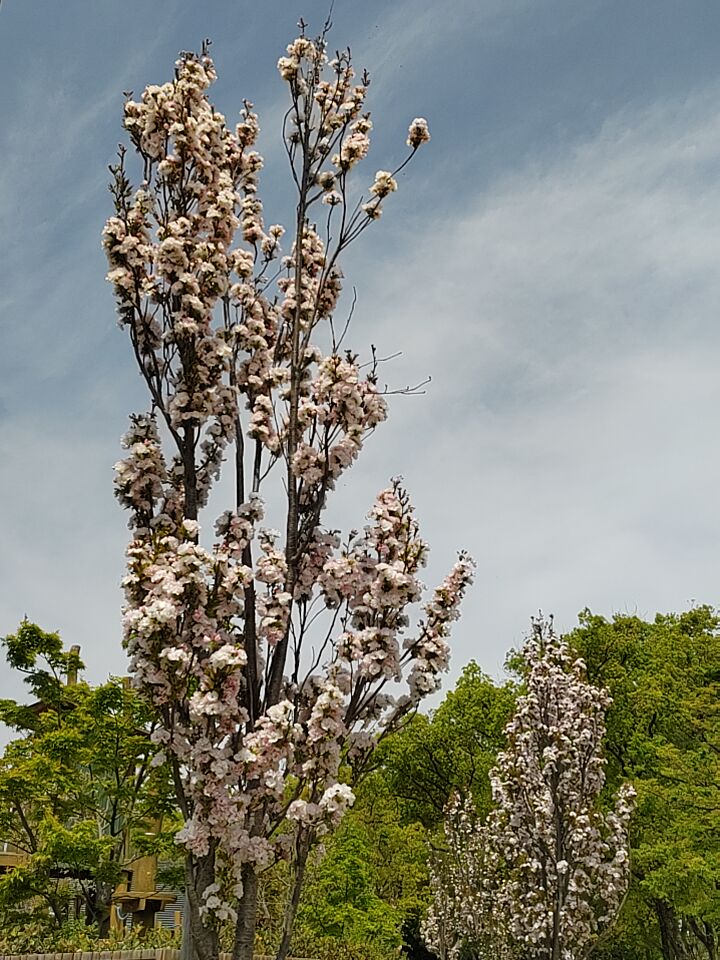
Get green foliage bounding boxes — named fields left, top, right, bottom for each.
left=0, top=915, right=180, bottom=953
left=590, top=885, right=662, bottom=960
left=0, top=621, right=170, bottom=937
left=377, top=662, right=516, bottom=828
left=242, top=771, right=428, bottom=959
left=288, top=929, right=401, bottom=960
left=300, top=830, right=401, bottom=945
left=1, top=614, right=714, bottom=960
left=0, top=619, right=83, bottom=722
left=282, top=670, right=514, bottom=959
left=567, top=606, right=720, bottom=959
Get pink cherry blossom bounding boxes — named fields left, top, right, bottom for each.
left=104, top=31, right=469, bottom=960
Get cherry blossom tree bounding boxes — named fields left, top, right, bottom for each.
left=425, top=618, right=634, bottom=960
left=422, top=792, right=512, bottom=960
left=103, top=21, right=472, bottom=960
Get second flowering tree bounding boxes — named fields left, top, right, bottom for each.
left=425, top=618, right=635, bottom=960
left=103, top=23, right=472, bottom=960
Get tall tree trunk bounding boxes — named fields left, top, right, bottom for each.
left=655, top=900, right=691, bottom=960
left=276, top=830, right=313, bottom=960
left=84, top=883, right=112, bottom=937
left=95, top=883, right=113, bottom=939
left=688, top=917, right=717, bottom=960
left=233, top=863, right=259, bottom=960
left=185, top=851, right=220, bottom=960
left=180, top=893, right=199, bottom=960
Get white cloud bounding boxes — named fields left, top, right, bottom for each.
left=0, top=413, right=129, bottom=721
left=341, top=84, right=720, bottom=678
left=2, top=48, right=719, bottom=719
left=351, top=0, right=544, bottom=73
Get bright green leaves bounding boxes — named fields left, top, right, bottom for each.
left=377, top=662, right=516, bottom=827
left=1, top=620, right=84, bottom=717
left=566, top=606, right=720, bottom=957
left=293, top=775, right=429, bottom=960
left=0, top=621, right=170, bottom=939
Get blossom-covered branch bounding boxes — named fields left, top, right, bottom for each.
left=103, top=24, right=470, bottom=960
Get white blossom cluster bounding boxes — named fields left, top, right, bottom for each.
left=103, top=33, right=468, bottom=935
left=422, top=794, right=513, bottom=960
left=425, top=618, right=635, bottom=960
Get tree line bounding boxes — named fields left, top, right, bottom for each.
left=0, top=604, right=716, bottom=959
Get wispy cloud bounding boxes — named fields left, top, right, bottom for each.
left=1, top=1, right=718, bottom=714
left=341, top=84, right=720, bottom=673
left=351, top=0, right=545, bottom=72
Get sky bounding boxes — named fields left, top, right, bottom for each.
left=1, top=0, right=720, bottom=708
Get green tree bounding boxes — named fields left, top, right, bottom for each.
left=566, top=607, right=720, bottom=960
left=293, top=666, right=516, bottom=960
left=378, top=662, right=516, bottom=828
left=293, top=771, right=430, bottom=960
left=0, top=621, right=170, bottom=937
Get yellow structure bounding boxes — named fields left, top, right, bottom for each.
left=111, top=847, right=176, bottom=933
left=0, top=838, right=174, bottom=932
left=0, top=841, right=26, bottom=874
